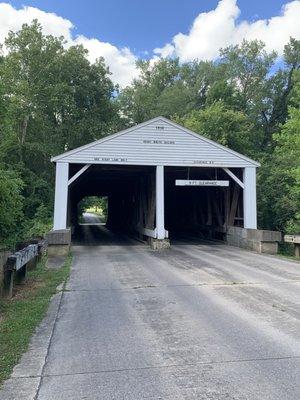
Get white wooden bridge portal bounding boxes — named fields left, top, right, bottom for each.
left=51, top=117, right=259, bottom=246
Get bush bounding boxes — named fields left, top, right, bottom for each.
left=0, top=168, right=24, bottom=248
left=22, top=204, right=53, bottom=239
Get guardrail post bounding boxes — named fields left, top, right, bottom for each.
left=284, top=235, right=300, bottom=258
left=15, top=265, right=27, bottom=284
left=3, top=268, right=13, bottom=298
left=3, top=256, right=16, bottom=298
left=295, top=244, right=300, bottom=258
left=37, top=241, right=44, bottom=262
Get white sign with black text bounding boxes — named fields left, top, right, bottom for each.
left=175, top=180, right=229, bottom=187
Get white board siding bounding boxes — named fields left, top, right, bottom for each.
left=53, top=118, right=259, bottom=168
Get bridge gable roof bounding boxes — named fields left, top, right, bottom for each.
left=51, top=116, right=260, bottom=167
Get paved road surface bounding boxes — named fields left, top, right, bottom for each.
left=80, top=212, right=103, bottom=224
left=1, top=215, right=300, bottom=399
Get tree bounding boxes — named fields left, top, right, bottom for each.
left=117, top=58, right=228, bottom=123
left=117, top=58, right=181, bottom=123
left=1, top=22, right=299, bottom=247
left=220, top=40, right=276, bottom=111
left=0, top=168, right=24, bottom=247
left=176, top=101, right=254, bottom=156
left=258, top=70, right=300, bottom=232
left=261, top=38, right=300, bottom=149
left=219, top=39, right=300, bottom=151
left=118, top=38, right=300, bottom=233
left=0, top=21, right=118, bottom=222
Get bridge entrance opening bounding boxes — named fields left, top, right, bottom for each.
left=67, top=163, right=246, bottom=244
left=78, top=196, right=108, bottom=225
left=68, top=164, right=157, bottom=242
left=164, top=167, right=244, bottom=241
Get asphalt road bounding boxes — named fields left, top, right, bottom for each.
left=1, top=215, right=300, bottom=399
left=80, top=212, right=103, bottom=224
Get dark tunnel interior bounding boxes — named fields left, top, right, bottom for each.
left=68, top=164, right=244, bottom=242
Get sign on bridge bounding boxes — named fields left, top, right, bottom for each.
left=175, top=180, right=229, bottom=187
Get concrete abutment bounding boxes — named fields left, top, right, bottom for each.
left=45, top=229, right=71, bottom=257
left=226, top=226, right=282, bottom=254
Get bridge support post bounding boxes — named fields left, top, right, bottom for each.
left=243, top=167, right=257, bottom=229
left=156, top=165, right=165, bottom=239
left=152, top=165, right=170, bottom=250
left=53, top=162, right=69, bottom=230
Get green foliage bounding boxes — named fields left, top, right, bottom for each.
left=118, top=37, right=300, bottom=233
left=176, top=101, right=254, bottom=155
left=78, top=196, right=108, bottom=221
left=220, top=40, right=277, bottom=112
left=118, top=58, right=181, bottom=123
left=22, top=205, right=53, bottom=239
left=259, top=105, right=300, bottom=232
left=0, top=21, right=119, bottom=247
left=0, top=168, right=24, bottom=248
left=1, top=21, right=116, bottom=158
left=0, top=20, right=299, bottom=241
left=0, top=254, right=71, bottom=384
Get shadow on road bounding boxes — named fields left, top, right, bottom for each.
left=72, top=212, right=142, bottom=246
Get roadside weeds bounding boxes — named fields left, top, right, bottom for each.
left=0, top=254, right=72, bottom=385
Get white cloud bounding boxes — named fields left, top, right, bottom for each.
left=74, top=36, right=139, bottom=87
left=1, top=1, right=300, bottom=86
left=154, top=43, right=174, bottom=59
left=155, top=0, right=300, bottom=62
left=0, top=3, right=73, bottom=41
left=0, top=2, right=138, bottom=87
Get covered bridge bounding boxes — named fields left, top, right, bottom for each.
left=51, top=116, right=259, bottom=246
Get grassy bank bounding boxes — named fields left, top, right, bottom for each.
left=278, top=242, right=300, bottom=261
left=0, top=254, right=72, bottom=385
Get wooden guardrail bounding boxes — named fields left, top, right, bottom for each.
left=3, top=240, right=46, bottom=298
left=284, top=235, right=300, bottom=258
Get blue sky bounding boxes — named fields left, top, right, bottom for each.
left=8, top=0, right=288, bottom=54
left=1, top=1, right=299, bottom=86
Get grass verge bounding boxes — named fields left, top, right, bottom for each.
left=278, top=242, right=300, bottom=262
left=0, top=254, right=72, bottom=385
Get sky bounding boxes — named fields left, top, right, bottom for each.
left=0, top=0, right=300, bottom=86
